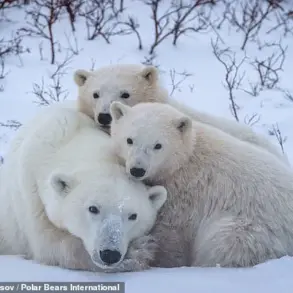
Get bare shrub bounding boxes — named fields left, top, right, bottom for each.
left=169, top=68, right=192, bottom=96
left=143, top=0, right=217, bottom=55
left=80, top=0, right=128, bottom=43
left=211, top=38, right=247, bottom=122
left=0, top=34, right=27, bottom=60
left=222, top=0, right=285, bottom=50
left=252, top=41, right=287, bottom=90
left=19, top=0, right=63, bottom=64
left=0, top=34, right=28, bottom=84
left=171, top=0, right=216, bottom=46
left=32, top=53, right=74, bottom=106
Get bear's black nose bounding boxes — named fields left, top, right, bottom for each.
left=98, top=113, right=112, bottom=125
left=130, top=167, right=146, bottom=178
left=99, top=249, right=122, bottom=265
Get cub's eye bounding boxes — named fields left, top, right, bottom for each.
left=88, top=206, right=99, bottom=214
left=154, top=143, right=162, bottom=150
left=93, top=92, right=100, bottom=99
left=127, top=138, right=133, bottom=145
left=120, top=92, right=130, bottom=99
left=128, top=213, right=137, bottom=221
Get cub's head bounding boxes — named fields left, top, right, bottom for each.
left=43, top=169, right=167, bottom=270
left=110, top=102, right=193, bottom=181
left=74, top=64, right=168, bottom=129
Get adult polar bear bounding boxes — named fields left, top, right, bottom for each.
left=73, top=63, right=288, bottom=164
left=110, top=101, right=293, bottom=268
left=0, top=104, right=167, bottom=273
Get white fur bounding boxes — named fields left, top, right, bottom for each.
left=0, top=105, right=167, bottom=272
left=73, top=63, right=288, bottom=164
left=110, top=101, right=293, bottom=268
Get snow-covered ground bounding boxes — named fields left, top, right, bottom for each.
left=1, top=0, right=293, bottom=291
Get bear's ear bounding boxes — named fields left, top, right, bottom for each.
left=174, top=116, right=192, bottom=135
left=148, top=185, right=167, bottom=212
left=74, top=69, right=91, bottom=86
left=140, top=66, right=158, bottom=84
left=110, top=101, right=131, bottom=122
left=49, top=172, right=77, bottom=196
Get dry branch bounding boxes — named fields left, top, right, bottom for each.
left=211, top=37, right=247, bottom=122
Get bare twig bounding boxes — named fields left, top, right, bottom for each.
left=32, top=76, right=69, bottom=106
left=38, top=41, right=44, bottom=61
left=169, top=68, right=192, bottom=96
left=141, top=53, right=160, bottom=68
left=240, top=81, right=262, bottom=97
left=0, top=34, right=27, bottom=60
left=266, top=6, right=293, bottom=37
left=64, top=32, right=82, bottom=55
left=0, top=58, right=10, bottom=79
left=0, top=119, right=22, bottom=129
left=277, top=87, right=293, bottom=102
left=252, top=41, right=287, bottom=90
left=211, top=37, right=247, bottom=122
left=90, top=58, right=96, bottom=71
left=61, top=0, right=84, bottom=32
left=118, top=16, right=143, bottom=50
left=49, top=52, right=74, bottom=79
left=244, top=112, right=261, bottom=126
left=269, top=123, right=287, bottom=154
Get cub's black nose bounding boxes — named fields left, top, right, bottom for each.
left=130, top=167, right=146, bottom=178
left=99, top=249, right=122, bottom=265
left=98, top=113, right=112, bottom=126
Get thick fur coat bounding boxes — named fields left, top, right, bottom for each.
left=110, top=101, right=293, bottom=268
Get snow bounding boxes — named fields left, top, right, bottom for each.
left=1, top=255, right=293, bottom=292
left=1, top=0, right=293, bottom=291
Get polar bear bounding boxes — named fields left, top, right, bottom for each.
left=0, top=105, right=167, bottom=273
left=109, top=101, right=293, bottom=268
left=73, top=63, right=287, bottom=164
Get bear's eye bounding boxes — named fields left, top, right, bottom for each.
left=128, top=213, right=137, bottom=221
left=127, top=138, right=133, bottom=145
left=93, top=92, right=100, bottom=99
left=88, top=206, right=99, bottom=214
left=154, top=143, right=162, bottom=150
left=120, top=92, right=130, bottom=99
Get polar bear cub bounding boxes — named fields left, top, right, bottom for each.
left=73, top=63, right=287, bottom=164
left=0, top=105, right=167, bottom=272
left=110, top=101, right=293, bottom=268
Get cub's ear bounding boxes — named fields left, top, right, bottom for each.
left=110, top=101, right=131, bottom=122
left=74, top=69, right=91, bottom=86
left=140, top=66, right=158, bottom=84
left=148, top=185, right=167, bottom=212
left=174, top=116, right=192, bottom=135
left=49, top=172, right=77, bottom=196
